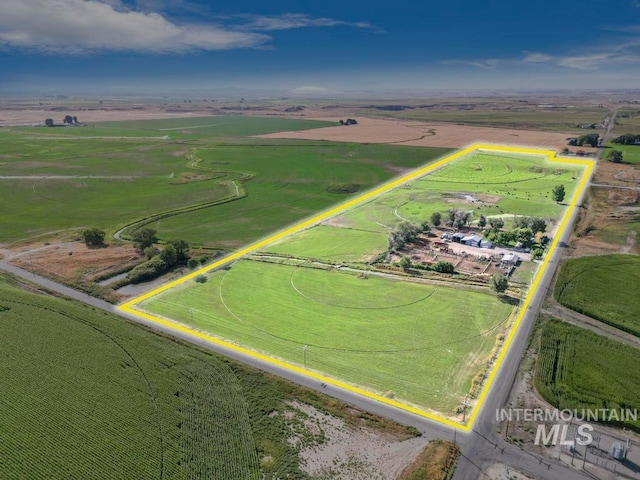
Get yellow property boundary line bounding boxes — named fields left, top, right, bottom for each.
left=119, top=143, right=594, bottom=432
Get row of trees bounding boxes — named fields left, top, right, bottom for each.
left=568, top=133, right=599, bottom=148
left=44, top=115, right=79, bottom=127
left=611, top=133, right=640, bottom=145
left=127, top=228, right=192, bottom=284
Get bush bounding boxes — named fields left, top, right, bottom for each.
left=434, top=261, right=454, bottom=274
left=82, top=228, right=105, bottom=246
left=126, top=256, right=168, bottom=284
left=187, top=258, right=199, bottom=269
left=325, top=183, right=360, bottom=194
left=194, top=274, right=208, bottom=283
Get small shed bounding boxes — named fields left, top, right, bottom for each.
left=480, top=239, right=493, bottom=249
left=502, top=253, right=519, bottom=265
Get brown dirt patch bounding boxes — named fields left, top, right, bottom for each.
left=288, top=401, right=429, bottom=480
left=398, top=440, right=459, bottom=480
left=256, top=116, right=591, bottom=152
left=593, top=160, right=640, bottom=185
left=9, top=241, right=143, bottom=284
left=607, top=189, right=639, bottom=206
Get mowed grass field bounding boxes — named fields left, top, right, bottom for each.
left=142, top=259, right=514, bottom=412
left=0, top=117, right=449, bottom=245
left=605, top=142, right=640, bottom=164
left=0, top=274, right=415, bottom=479
left=535, top=319, right=640, bottom=431
left=265, top=151, right=584, bottom=262
left=554, top=254, right=640, bottom=337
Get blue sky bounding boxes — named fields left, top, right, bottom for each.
left=2, top=0, right=640, bottom=94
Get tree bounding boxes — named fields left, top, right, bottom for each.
left=561, top=147, right=570, bottom=155
left=489, top=217, right=504, bottom=232
left=529, top=217, right=547, bottom=234
left=399, top=255, right=412, bottom=270
left=446, top=208, right=457, bottom=227
left=434, top=261, right=454, bottom=274
left=430, top=212, right=442, bottom=227
left=491, top=274, right=509, bottom=294
left=478, top=214, right=487, bottom=228
left=82, top=227, right=105, bottom=246
left=44, top=118, right=54, bottom=127
left=552, top=184, right=566, bottom=204
left=167, top=239, right=190, bottom=264
left=454, top=211, right=471, bottom=229
left=576, top=133, right=599, bottom=148
left=72, top=116, right=78, bottom=124
left=132, top=228, right=158, bottom=252
left=607, top=149, right=624, bottom=163
left=159, top=244, right=177, bottom=266
left=419, top=221, right=431, bottom=234
left=144, top=246, right=158, bottom=260
left=63, top=115, right=73, bottom=125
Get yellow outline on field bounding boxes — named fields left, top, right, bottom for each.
left=119, top=144, right=594, bottom=432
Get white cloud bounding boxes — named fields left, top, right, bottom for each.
left=442, top=58, right=502, bottom=69
left=0, top=0, right=269, bottom=53
left=522, top=52, right=553, bottom=63
left=231, top=13, right=375, bottom=32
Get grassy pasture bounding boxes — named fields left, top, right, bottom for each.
left=142, top=259, right=514, bottom=412
left=0, top=119, right=449, bottom=244
left=554, top=254, right=640, bottom=337
left=264, top=151, right=584, bottom=264
left=535, top=319, right=640, bottom=431
left=0, top=274, right=415, bottom=479
left=605, top=141, right=640, bottom=164
left=263, top=224, right=388, bottom=262
left=141, top=143, right=449, bottom=247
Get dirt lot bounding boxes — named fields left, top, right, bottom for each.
left=1, top=241, right=142, bottom=286
left=288, top=401, right=429, bottom=480
left=257, top=116, right=592, bottom=152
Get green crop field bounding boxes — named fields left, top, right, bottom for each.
left=0, top=118, right=449, bottom=245
left=604, top=142, right=640, bottom=164
left=139, top=149, right=588, bottom=415
left=554, top=254, right=640, bottom=337
left=142, top=259, right=514, bottom=413
left=0, top=274, right=414, bottom=479
left=535, top=319, right=640, bottom=431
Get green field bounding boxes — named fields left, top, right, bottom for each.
left=0, top=274, right=415, bottom=479
left=143, top=259, right=513, bottom=412
left=554, top=254, right=640, bottom=337
left=266, top=151, right=584, bottom=263
left=535, top=319, right=640, bottom=431
left=605, top=141, right=640, bottom=164
left=140, top=149, right=588, bottom=415
left=0, top=118, right=449, bottom=245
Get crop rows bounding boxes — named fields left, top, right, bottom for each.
left=534, top=319, right=640, bottom=431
